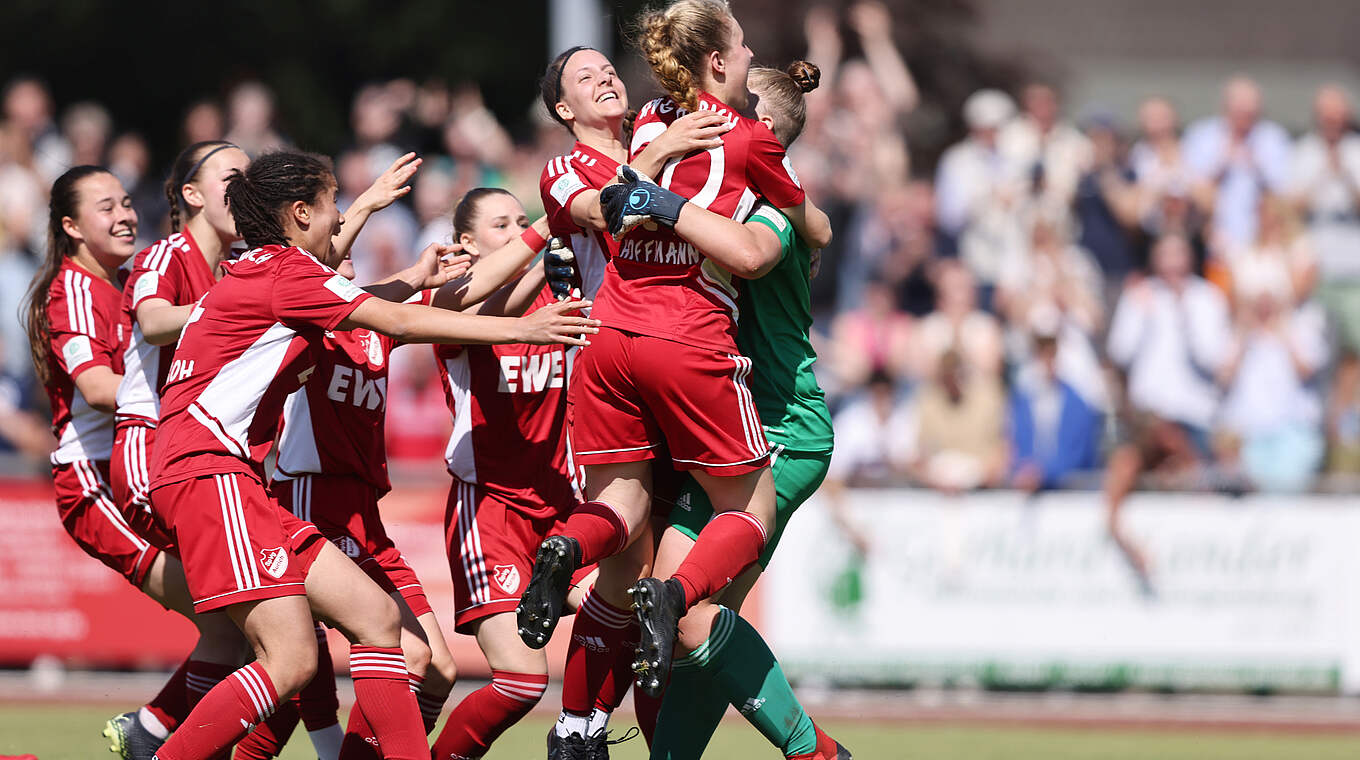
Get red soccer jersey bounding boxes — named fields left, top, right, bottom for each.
left=117, top=228, right=218, bottom=425
left=592, top=91, right=805, bottom=353
left=149, top=245, right=373, bottom=487
left=435, top=286, right=576, bottom=519
left=274, top=289, right=432, bottom=494
left=42, top=260, right=126, bottom=464
left=538, top=141, right=622, bottom=302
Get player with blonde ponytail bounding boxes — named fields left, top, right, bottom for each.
left=643, top=59, right=850, bottom=760
left=519, top=1, right=845, bottom=758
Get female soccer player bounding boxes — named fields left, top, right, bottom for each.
left=428, top=187, right=594, bottom=760
left=645, top=62, right=849, bottom=760
left=142, top=150, right=597, bottom=760
left=531, top=43, right=781, bottom=754
left=272, top=195, right=555, bottom=756
left=104, top=141, right=254, bottom=760
left=519, top=0, right=833, bottom=712
left=22, top=165, right=243, bottom=760
left=109, top=142, right=428, bottom=760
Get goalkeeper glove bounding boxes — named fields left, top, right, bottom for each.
left=543, top=237, right=581, bottom=301
left=600, top=165, right=688, bottom=240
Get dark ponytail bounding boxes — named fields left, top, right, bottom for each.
left=164, top=140, right=237, bottom=232
left=224, top=150, right=333, bottom=249
left=26, top=165, right=112, bottom=385
left=453, top=187, right=515, bottom=239
left=540, top=46, right=596, bottom=129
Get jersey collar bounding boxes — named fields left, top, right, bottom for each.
left=572, top=140, right=620, bottom=170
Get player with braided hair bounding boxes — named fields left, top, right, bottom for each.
left=640, top=60, right=850, bottom=760
left=141, top=150, right=597, bottom=760
left=528, top=43, right=793, bottom=758
left=105, top=142, right=432, bottom=760
left=519, top=0, right=837, bottom=733
left=274, top=186, right=561, bottom=759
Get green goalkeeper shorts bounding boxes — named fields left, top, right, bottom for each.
left=667, top=447, right=831, bottom=568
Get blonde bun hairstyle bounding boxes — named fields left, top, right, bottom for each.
left=748, top=60, right=821, bottom=146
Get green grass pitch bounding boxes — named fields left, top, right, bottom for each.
left=4, top=705, right=1360, bottom=759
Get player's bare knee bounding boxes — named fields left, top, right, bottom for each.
left=429, top=647, right=458, bottom=688
left=257, top=630, right=319, bottom=696
left=346, top=589, right=402, bottom=647
left=676, top=603, right=720, bottom=653
left=401, top=632, right=433, bottom=677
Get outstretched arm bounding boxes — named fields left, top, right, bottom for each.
left=850, top=1, right=919, bottom=115
left=466, top=264, right=549, bottom=318
left=334, top=152, right=422, bottom=259
left=339, top=296, right=598, bottom=347
left=432, top=218, right=549, bottom=310
left=601, top=166, right=776, bottom=277
left=362, top=243, right=470, bottom=303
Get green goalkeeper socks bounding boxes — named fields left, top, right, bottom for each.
left=649, top=658, right=727, bottom=759
left=650, top=606, right=817, bottom=759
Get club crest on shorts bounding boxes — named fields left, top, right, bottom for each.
left=493, top=564, right=521, bottom=594
left=260, top=546, right=289, bottom=579
left=335, top=535, right=361, bottom=558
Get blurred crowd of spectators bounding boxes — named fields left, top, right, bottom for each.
left=1, top=2, right=1358, bottom=508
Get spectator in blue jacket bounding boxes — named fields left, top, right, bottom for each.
left=1008, top=325, right=1103, bottom=491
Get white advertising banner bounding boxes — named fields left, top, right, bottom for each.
left=764, top=490, right=1360, bottom=693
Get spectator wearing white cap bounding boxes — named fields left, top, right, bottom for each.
left=935, top=88, right=1026, bottom=302
left=1182, top=76, right=1292, bottom=251
left=1289, top=84, right=1360, bottom=352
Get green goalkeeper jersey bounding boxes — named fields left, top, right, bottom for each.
left=738, top=205, right=834, bottom=453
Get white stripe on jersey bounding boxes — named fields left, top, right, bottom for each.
left=695, top=261, right=740, bottom=322
left=276, top=389, right=322, bottom=480
left=189, top=321, right=299, bottom=458
left=79, top=273, right=95, bottom=338
left=64, top=269, right=80, bottom=336
left=441, top=353, right=478, bottom=484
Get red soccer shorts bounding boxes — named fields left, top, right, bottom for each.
left=53, top=459, right=160, bottom=588
left=568, top=328, right=770, bottom=475
left=111, top=422, right=175, bottom=551
left=149, top=471, right=324, bottom=613
left=273, top=474, right=431, bottom=618
left=445, top=479, right=592, bottom=634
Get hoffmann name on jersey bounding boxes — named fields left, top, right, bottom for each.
left=591, top=92, right=805, bottom=354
